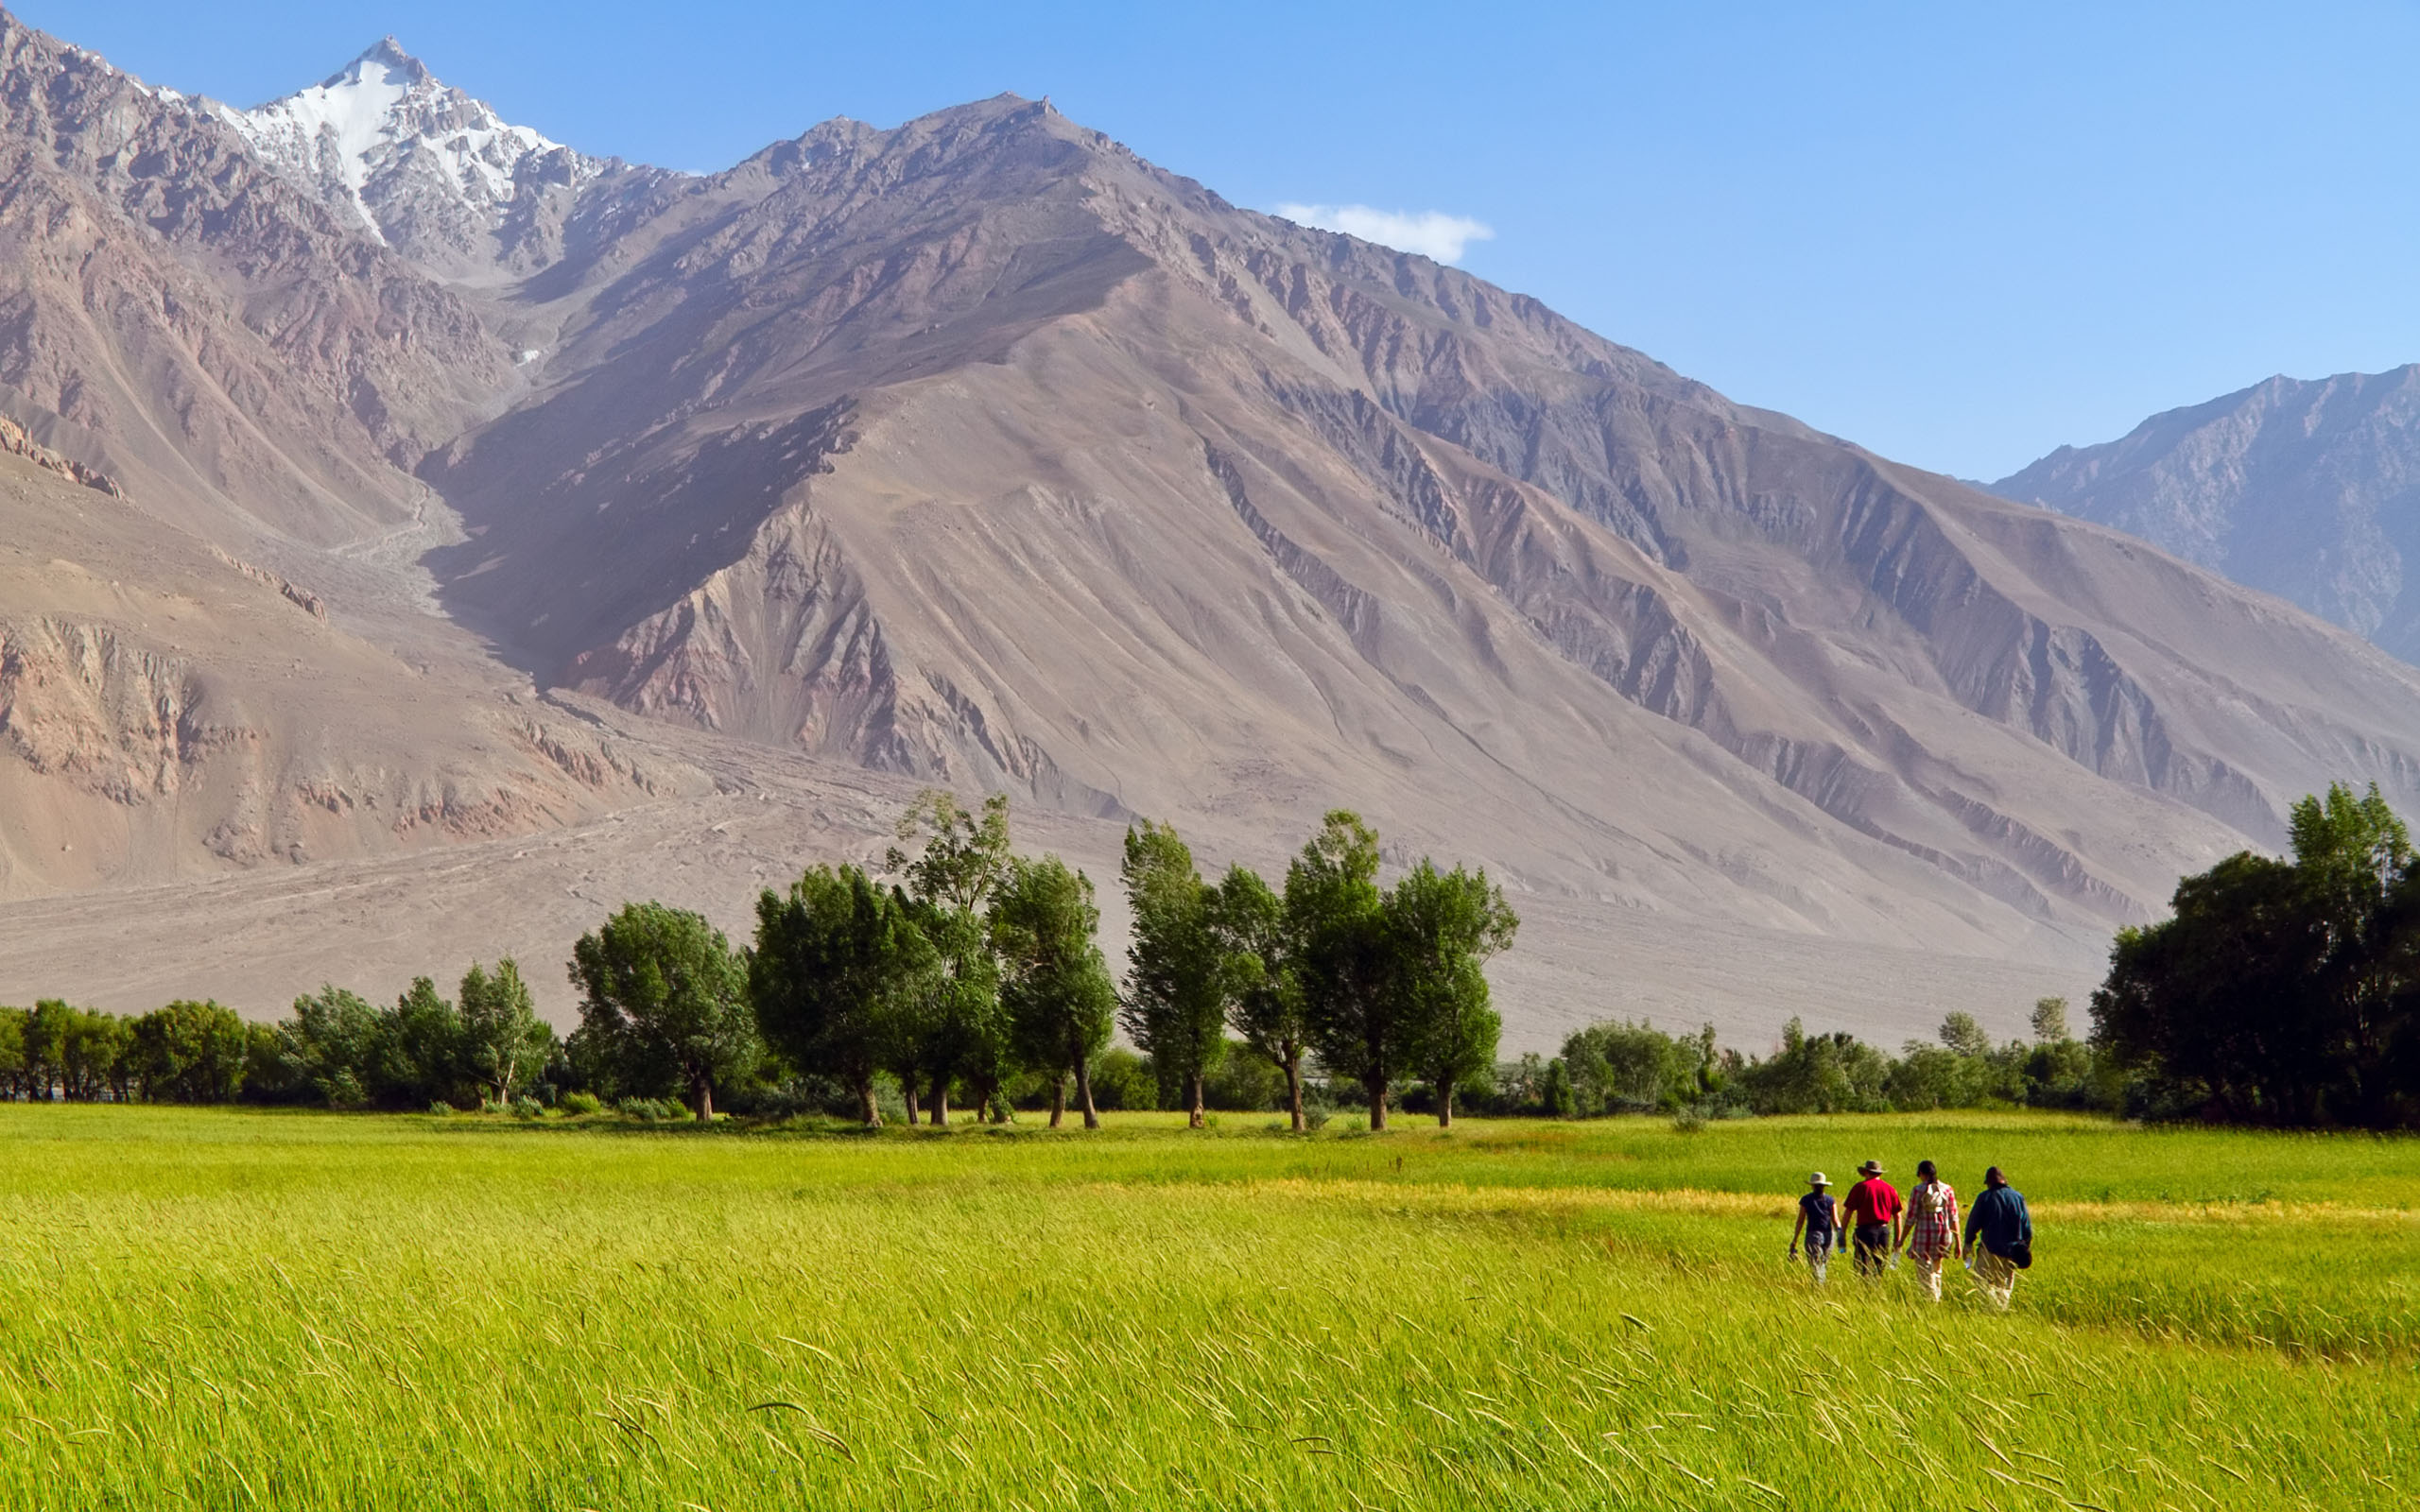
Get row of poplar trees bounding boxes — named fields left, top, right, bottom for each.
left=570, top=797, right=1517, bottom=1129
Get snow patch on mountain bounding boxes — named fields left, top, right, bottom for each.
left=216, top=38, right=596, bottom=257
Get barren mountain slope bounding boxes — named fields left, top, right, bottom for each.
left=1996, top=367, right=2420, bottom=662
left=0, top=452, right=695, bottom=899
left=424, top=95, right=2420, bottom=951
left=0, top=694, right=2100, bottom=1049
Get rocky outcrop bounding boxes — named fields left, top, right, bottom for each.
left=0, top=618, right=236, bottom=801
left=0, top=414, right=122, bottom=497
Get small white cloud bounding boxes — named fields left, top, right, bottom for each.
left=1271, top=202, right=1495, bottom=264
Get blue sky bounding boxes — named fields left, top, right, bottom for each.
left=30, top=1, right=2420, bottom=479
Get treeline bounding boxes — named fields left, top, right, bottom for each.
left=0, top=964, right=555, bottom=1110
left=1, top=801, right=1519, bottom=1128
left=2094, top=782, right=2420, bottom=1129
left=1498, top=998, right=2103, bottom=1121
left=576, top=801, right=1514, bottom=1129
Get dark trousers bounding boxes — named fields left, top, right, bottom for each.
left=1852, top=1222, right=1893, bottom=1277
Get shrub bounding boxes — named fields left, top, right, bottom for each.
left=1088, top=1048, right=1156, bottom=1110
left=510, top=1096, right=545, bottom=1121
left=1202, top=1040, right=1284, bottom=1110
left=560, top=1091, right=603, bottom=1116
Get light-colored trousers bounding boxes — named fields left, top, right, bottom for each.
left=1910, top=1249, right=1948, bottom=1301
left=1971, top=1248, right=2017, bottom=1310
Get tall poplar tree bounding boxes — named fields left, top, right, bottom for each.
left=887, top=790, right=1012, bottom=1125
left=1120, top=821, right=1231, bottom=1127
left=752, top=865, right=939, bottom=1126
left=1216, top=866, right=1310, bottom=1130
left=992, top=853, right=1116, bottom=1128
left=1389, top=860, right=1516, bottom=1126
left=569, top=902, right=755, bottom=1122
left=458, top=959, right=553, bottom=1108
left=1288, top=811, right=1398, bottom=1128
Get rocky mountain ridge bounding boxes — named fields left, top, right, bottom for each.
left=210, top=37, right=666, bottom=278
left=1995, top=367, right=2420, bottom=662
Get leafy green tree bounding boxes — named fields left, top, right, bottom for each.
left=991, top=854, right=1116, bottom=1128
left=1937, top=1010, right=1992, bottom=1058
left=1885, top=1042, right=1979, bottom=1110
left=1734, top=1018, right=1893, bottom=1113
left=0, top=1006, right=25, bottom=1099
left=888, top=791, right=1012, bottom=1125
left=1216, top=866, right=1312, bottom=1130
left=1287, top=812, right=1400, bottom=1130
left=2030, top=996, right=2071, bottom=1042
left=1390, top=861, right=1515, bottom=1126
left=1087, top=1047, right=1157, bottom=1110
left=377, top=977, right=469, bottom=1109
left=2092, top=781, right=2420, bottom=1127
left=1541, top=1057, right=1576, bottom=1118
left=26, top=1000, right=124, bottom=1101
left=130, top=1000, right=249, bottom=1103
left=1201, top=1038, right=1288, bottom=1110
left=238, top=1021, right=304, bottom=1105
left=458, top=960, right=554, bottom=1108
left=569, top=902, right=756, bottom=1122
left=2016, top=996, right=2097, bottom=1107
left=279, top=987, right=381, bottom=1108
left=1120, top=820, right=1234, bottom=1127
left=752, top=865, right=940, bottom=1126
left=1563, top=1020, right=1703, bottom=1113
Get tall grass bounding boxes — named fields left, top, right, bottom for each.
left=0, top=1106, right=2411, bottom=1509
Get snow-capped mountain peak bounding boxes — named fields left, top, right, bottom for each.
left=216, top=40, right=596, bottom=267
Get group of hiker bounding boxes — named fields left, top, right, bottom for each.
left=1786, top=1159, right=2033, bottom=1309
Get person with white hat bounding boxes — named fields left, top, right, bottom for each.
left=1787, top=1171, right=1840, bottom=1284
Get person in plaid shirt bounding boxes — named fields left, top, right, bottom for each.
left=1898, top=1158, right=1961, bottom=1301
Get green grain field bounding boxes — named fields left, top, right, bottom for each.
left=0, top=1107, right=2411, bottom=1510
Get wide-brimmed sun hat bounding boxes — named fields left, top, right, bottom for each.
left=1858, top=1159, right=1884, bottom=1176
left=1808, top=1171, right=1830, bottom=1188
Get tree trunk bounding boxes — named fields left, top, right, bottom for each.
left=1365, top=1071, right=1389, bottom=1131
left=1075, top=1057, right=1100, bottom=1129
left=1049, top=1074, right=1066, bottom=1128
left=1438, top=1078, right=1454, bottom=1128
left=903, top=1082, right=921, bottom=1123
left=858, top=1078, right=883, bottom=1128
left=1285, top=1050, right=1305, bottom=1133
left=693, top=1074, right=714, bottom=1123
left=1188, top=1071, right=1205, bottom=1129
left=928, top=1077, right=949, bottom=1126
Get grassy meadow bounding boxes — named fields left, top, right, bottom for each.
left=0, top=1107, right=2411, bottom=1510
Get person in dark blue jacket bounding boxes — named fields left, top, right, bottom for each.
left=1962, top=1165, right=2032, bottom=1311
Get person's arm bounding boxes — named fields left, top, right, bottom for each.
left=1963, top=1193, right=1984, bottom=1252
left=2016, top=1193, right=2032, bottom=1247
left=1789, top=1206, right=1806, bottom=1254
left=1893, top=1188, right=1908, bottom=1250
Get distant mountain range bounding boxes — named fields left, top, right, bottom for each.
left=1994, top=368, right=2420, bottom=662
left=9, top=12, right=2420, bottom=1038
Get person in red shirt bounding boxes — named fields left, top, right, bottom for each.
left=1841, top=1159, right=1902, bottom=1280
